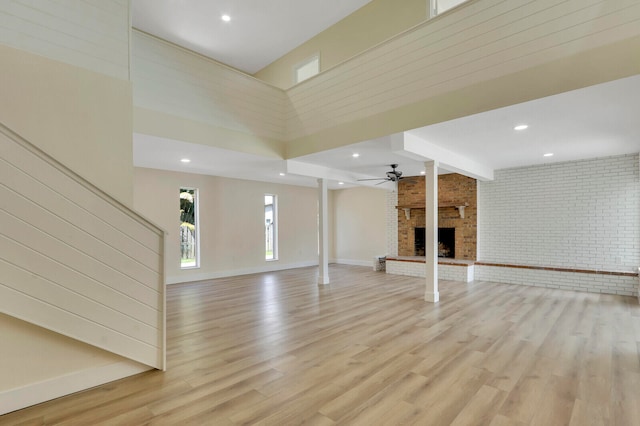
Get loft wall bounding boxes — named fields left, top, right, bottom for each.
left=131, top=31, right=287, bottom=159
left=0, top=0, right=130, bottom=80
left=285, top=0, right=640, bottom=157
left=254, top=0, right=428, bottom=89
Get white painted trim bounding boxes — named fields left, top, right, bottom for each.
left=0, top=360, right=151, bottom=415
left=332, top=258, right=373, bottom=267
left=166, top=261, right=319, bottom=284
left=392, top=132, right=495, bottom=181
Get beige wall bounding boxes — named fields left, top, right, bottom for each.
left=0, top=44, right=134, bottom=205
left=0, top=314, right=124, bottom=392
left=0, top=33, right=137, bottom=413
left=254, top=0, right=427, bottom=89
left=332, top=187, right=387, bottom=264
left=134, top=168, right=320, bottom=283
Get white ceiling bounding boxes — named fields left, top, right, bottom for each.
left=131, top=2, right=640, bottom=190
left=132, top=0, right=372, bottom=74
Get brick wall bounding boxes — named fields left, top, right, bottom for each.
left=396, top=174, right=477, bottom=260
left=476, top=154, right=640, bottom=296
left=478, top=154, right=639, bottom=270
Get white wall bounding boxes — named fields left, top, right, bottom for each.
left=0, top=0, right=130, bottom=80
left=132, top=31, right=287, bottom=149
left=476, top=154, right=639, bottom=295
left=134, top=168, right=320, bottom=283
left=332, top=187, right=387, bottom=266
left=478, top=154, right=639, bottom=271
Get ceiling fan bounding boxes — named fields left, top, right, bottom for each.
left=358, top=164, right=404, bottom=185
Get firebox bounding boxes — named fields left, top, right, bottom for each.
left=413, top=227, right=456, bottom=257
left=438, top=227, right=455, bottom=258
left=414, top=227, right=425, bottom=256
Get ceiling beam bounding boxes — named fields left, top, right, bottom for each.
left=285, top=160, right=393, bottom=189
left=391, top=132, right=494, bottom=181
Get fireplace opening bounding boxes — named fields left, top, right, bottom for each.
left=438, top=227, right=455, bottom=258
left=414, top=228, right=425, bottom=256
left=414, top=227, right=456, bottom=258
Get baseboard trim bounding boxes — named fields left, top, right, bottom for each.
left=0, top=360, right=151, bottom=415
left=166, top=261, right=319, bottom=285
left=332, top=258, right=374, bottom=267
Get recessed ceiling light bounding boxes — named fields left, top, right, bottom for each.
left=352, top=153, right=360, bottom=158
left=338, top=182, right=344, bottom=185
left=514, top=124, right=529, bottom=131
left=543, top=153, right=554, bottom=157
left=221, top=14, right=231, bottom=22
left=279, top=172, right=285, bottom=176
left=180, top=158, right=191, bottom=163
left=420, top=170, right=426, bottom=175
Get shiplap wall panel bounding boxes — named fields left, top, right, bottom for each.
left=0, top=234, right=159, bottom=326
left=132, top=31, right=287, bottom=140
left=0, top=159, right=160, bottom=272
left=0, top=200, right=159, bottom=309
left=0, top=183, right=160, bottom=297
left=0, top=0, right=129, bottom=80
left=1, top=139, right=162, bottom=255
left=285, top=0, right=640, bottom=140
left=0, top=125, right=165, bottom=370
left=288, top=0, right=636, bottom=124
left=0, top=251, right=158, bottom=346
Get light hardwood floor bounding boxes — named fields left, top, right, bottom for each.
left=2, top=265, right=640, bottom=425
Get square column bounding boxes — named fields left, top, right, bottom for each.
left=318, top=178, right=330, bottom=285
left=424, top=161, right=439, bottom=302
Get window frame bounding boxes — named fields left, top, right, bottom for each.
left=265, top=194, right=278, bottom=261
left=293, top=53, right=320, bottom=84
left=179, top=187, right=200, bottom=269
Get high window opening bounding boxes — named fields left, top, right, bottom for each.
left=265, top=194, right=278, bottom=260
left=180, top=188, right=199, bottom=268
left=430, top=0, right=468, bottom=17
left=294, top=54, right=319, bottom=84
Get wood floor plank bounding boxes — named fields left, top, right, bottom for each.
left=1, top=264, right=639, bottom=425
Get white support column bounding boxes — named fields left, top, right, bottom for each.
left=318, top=178, right=330, bottom=285
left=424, top=161, right=439, bottom=302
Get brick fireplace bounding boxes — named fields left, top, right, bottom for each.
left=397, top=174, right=477, bottom=260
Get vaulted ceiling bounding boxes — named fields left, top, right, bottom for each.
left=132, top=1, right=640, bottom=189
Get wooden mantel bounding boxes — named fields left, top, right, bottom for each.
left=396, top=202, right=469, bottom=219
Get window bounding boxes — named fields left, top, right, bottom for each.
left=265, top=194, right=277, bottom=260
left=179, top=188, right=199, bottom=268
left=294, top=54, right=319, bottom=84
left=430, top=0, right=468, bottom=17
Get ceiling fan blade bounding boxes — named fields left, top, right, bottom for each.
left=357, top=178, right=388, bottom=181
left=375, top=180, right=389, bottom=185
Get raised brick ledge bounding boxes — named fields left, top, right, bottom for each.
left=386, top=256, right=474, bottom=267
left=475, top=262, right=637, bottom=277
